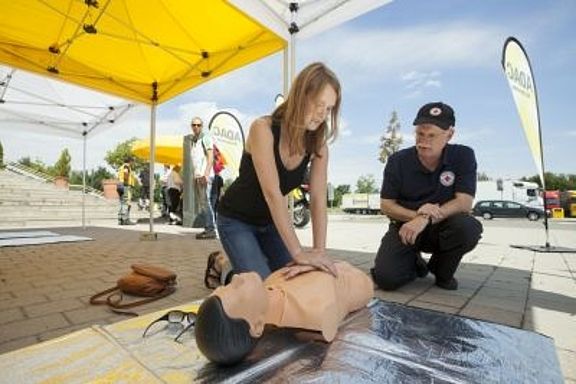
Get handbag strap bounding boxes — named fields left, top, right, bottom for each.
left=89, top=285, right=120, bottom=305
left=89, top=285, right=176, bottom=317
left=105, top=285, right=176, bottom=309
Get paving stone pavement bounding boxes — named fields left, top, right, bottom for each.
left=0, top=216, right=575, bottom=382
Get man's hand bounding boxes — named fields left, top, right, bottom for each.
left=417, top=203, right=443, bottom=223
left=283, top=248, right=337, bottom=279
left=195, top=175, right=208, bottom=185
left=398, top=215, right=429, bottom=245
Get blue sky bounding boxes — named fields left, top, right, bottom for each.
left=2, top=0, right=574, bottom=188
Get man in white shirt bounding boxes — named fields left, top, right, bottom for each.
left=190, top=117, right=216, bottom=239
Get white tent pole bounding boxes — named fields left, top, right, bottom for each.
left=149, top=102, right=157, bottom=235
left=287, top=2, right=299, bottom=222
left=82, top=131, right=87, bottom=229
left=290, top=31, right=296, bottom=82
left=283, top=48, right=289, bottom=96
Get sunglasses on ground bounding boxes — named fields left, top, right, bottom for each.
left=142, top=310, right=197, bottom=342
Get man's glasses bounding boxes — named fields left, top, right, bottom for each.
left=142, top=310, right=197, bottom=342
left=191, top=123, right=202, bottom=127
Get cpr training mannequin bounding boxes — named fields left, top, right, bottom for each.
left=195, top=261, right=374, bottom=365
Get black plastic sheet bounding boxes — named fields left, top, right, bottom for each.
left=195, top=299, right=563, bottom=383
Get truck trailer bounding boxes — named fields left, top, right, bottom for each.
left=341, top=193, right=381, bottom=215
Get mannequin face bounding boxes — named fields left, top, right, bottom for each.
left=213, top=272, right=268, bottom=337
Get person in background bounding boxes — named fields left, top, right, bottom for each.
left=160, top=164, right=171, bottom=218
left=216, top=62, right=341, bottom=280
left=138, top=164, right=150, bottom=211
left=190, top=117, right=217, bottom=239
left=167, top=164, right=183, bottom=225
left=210, top=170, right=224, bottom=222
left=117, top=156, right=137, bottom=225
left=372, top=102, right=483, bottom=291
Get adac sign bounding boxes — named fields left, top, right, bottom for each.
left=211, top=125, right=243, bottom=145
left=505, top=61, right=533, bottom=97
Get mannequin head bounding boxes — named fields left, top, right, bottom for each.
left=194, top=295, right=257, bottom=365
left=195, top=272, right=268, bottom=365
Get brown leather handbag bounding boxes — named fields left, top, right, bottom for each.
left=90, top=264, right=177, bottom=310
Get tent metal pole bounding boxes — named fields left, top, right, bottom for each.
left=290, top=32, right=296, bottom=82
left=82, top=131, right=87, bottom=229
left=283, top=48, right=289, bottom=96
left=149, top=103, right=157, bottom=235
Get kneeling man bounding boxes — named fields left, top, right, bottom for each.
left=372, top=102, right=483, bottom=291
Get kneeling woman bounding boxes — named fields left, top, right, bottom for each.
left=217, top=62, right=342, bottom=279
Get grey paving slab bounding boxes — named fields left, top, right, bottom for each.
left=0, top=235, right=92, bottom=247
left=0, top=231, right=59, bottom=239
left=557, top=348, right=576, bottom=382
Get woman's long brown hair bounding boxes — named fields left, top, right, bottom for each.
left=272, top=62, right=341, bottom=157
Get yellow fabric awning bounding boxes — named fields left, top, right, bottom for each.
left=132, top=135, right=184, bottom=165
left=0, top=1, right=285, bottom=104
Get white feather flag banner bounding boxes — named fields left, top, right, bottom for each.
left=501, top=37, right=545, bottom=188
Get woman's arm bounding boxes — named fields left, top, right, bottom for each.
left=309, top=144, right=328, bottom=250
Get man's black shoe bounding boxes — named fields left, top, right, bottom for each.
left=435, top=277, right=458, bottom=290
left=415, top=255, right=429, bottom=278
left=196, top=230, right=217, bottom=240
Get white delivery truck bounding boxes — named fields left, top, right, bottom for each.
left=475, top=180, right=543, bottom=208
left=341, top=193, right=381, bottom=215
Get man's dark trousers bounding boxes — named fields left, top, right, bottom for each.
left=372, top=214, right=483, bottom=290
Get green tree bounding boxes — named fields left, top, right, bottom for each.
left=104, top=138, right=144, bottom=171
left=17, top=156, right=51, bottom=174
left=70, top=166, right=114, bottom=190
left=356, top=174, right=378, bottom=193
left=53, top=149, right=71, bottom=178
left=378, top=111, right=402, bottom=164
left=333, top=184, right=351, bottom=207
left=521, top=172, right=576, bottom=190
left=0, top=140, right=4, bottom=169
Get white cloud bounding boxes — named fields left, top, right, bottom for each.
left=300, top=22, right=505, bottom=83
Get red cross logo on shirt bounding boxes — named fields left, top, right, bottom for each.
left=440, top=171, right=455, bottom=187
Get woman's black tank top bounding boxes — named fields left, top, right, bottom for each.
left=218, top=118, right=311, bottom=226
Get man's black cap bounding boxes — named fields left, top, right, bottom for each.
left=413, top=102, right=455, bottom=130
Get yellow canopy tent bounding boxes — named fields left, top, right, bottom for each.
left=132, top=136, right=184, bottom=166
left=0, top=0, right=285, bottom=234
left=0, top=1, right=284, bottom=104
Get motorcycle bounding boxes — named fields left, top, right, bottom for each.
left=291, top=184, right=311, bottom=228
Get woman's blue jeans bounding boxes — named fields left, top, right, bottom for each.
left=217, top=214, right=293, bottom=279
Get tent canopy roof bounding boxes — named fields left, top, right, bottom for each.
left=0, top=65, right=134, bottom=138
left=231, top=0, right=393, bottom=40
left=0, top=1, right=285, bottom=104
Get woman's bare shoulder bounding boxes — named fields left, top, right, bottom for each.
left=251, top=116, right=272, bottom=131
left=246, top=116, right=273, bottom=152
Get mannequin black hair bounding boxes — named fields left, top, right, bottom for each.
left=195, top=295, right=258, bottom=365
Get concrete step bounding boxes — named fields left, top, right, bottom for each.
left=0, top=168, right=154, bottom=228
left=0, top=199, right=116, bottom=207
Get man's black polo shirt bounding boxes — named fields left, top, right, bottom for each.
left=380, top=144, right=477, bottom=211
